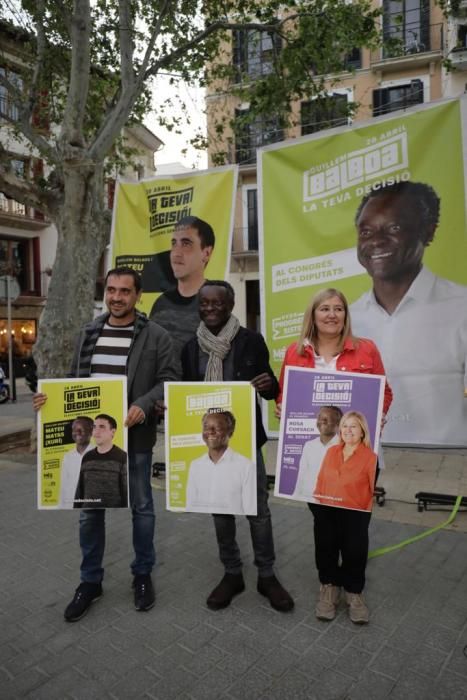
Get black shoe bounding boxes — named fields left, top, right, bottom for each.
left=64, top=582, right=102, bottom=622
left=133, top=574, right=155, bottom=611
left=257, top=575, right=294, bottom=612
left=206, top=573, right=245, bottom=610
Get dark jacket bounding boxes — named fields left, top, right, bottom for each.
left=70, top=311, right=179, bottom=450
left=181, top=326, right=278, bottom=448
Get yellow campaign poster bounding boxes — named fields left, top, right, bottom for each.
left=259, top=98, right=467, bottom=446
left=165, top=382, right=257, bottom=515
left=110, top=166, right=238, bottom=314
left=37, top=378, right=128, bottom=510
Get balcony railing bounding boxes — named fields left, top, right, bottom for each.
left=451, top=46, right=467, bottom=70
left=234, top=129, right=284, bottom=166
left=232, top=226, right=259, bottom=253
left=0, top=195, right=25, bottom=216
left=0, top=193, right=46, bottom=226
left=370, top=22, right=444, bottom=66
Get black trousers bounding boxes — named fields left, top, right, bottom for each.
left=307, top=460, right=378, bottom=593
left=308, top=504, right=371, bottom=593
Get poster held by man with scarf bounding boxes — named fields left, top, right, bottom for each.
left=165, top=382, right=257, bottom=515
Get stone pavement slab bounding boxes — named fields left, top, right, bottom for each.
left=0, top=379, right=34, bottom=450
left=1, top=455, right=467, bottom=699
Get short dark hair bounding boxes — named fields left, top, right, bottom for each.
left=318, top=405, right=343, bottom=422
left=200, top=280, right=235, bottom=305
left=73, top=416, right=94, bottom=432
left=105, top=267, right=142, bottom=293
left=94, top=413, right=117, bottom=430
left=175, top=216, right=215, bottom=249
left=203, top=409, right=236, bottom=434
left=355, top=181, right=440, bottom=241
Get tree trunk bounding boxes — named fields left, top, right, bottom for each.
left=34, top=162, right=108, bottom=378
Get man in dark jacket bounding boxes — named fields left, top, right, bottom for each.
left=34, top=267, right=178, bottom=621
left=181, top=280, right=294, bottom=612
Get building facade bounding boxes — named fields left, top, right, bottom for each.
left=206, top=0, right=465, bottom=327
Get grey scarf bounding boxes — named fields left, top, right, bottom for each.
left=197, top=314, right=240, bottom=380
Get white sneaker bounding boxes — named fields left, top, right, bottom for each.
left=315, top=584, right=341, bottom=621
left=345, top=591, right=369, bottom=624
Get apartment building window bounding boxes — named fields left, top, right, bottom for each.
left=246, top=279, right=260, bottom=332
left=383, top=0, right=430, bottom=56
left=232, top=29, right=281, bottom=81
left=234, top=109, right=283, bottom=165
left=344, top=48, right=362, bottom=70
left=11, top=159, right=25, bottom=178
left=0, top=236, right=40, bottom=295
left=301, top=94, right=348, bottom=136
left=458, top=25, right=467, bottom=49
left=373, top=79, right=424, bottom=116
left=245, top=187, right=258, bottom=250
left=0, top=67, right=23, bottom=120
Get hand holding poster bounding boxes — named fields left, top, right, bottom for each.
left=275, top=367, right=385, bottom=512
left=37, top=378, right=128, bottom=510
left=165, top=382, right=257, bottom=515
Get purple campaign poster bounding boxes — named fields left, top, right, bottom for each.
left=274, top=367, right=385, bottom=511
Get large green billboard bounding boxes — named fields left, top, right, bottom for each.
left=259, top=98, right=467, bottom=446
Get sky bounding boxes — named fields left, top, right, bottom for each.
left=146, top=73, right=208, bottom=170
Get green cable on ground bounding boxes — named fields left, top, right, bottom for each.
left=368, top=495, right=463, bottom=560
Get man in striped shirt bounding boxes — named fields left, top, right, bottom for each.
left=35, top=267, right=177, bottom=622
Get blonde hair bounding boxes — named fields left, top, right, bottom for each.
left=296, top=288, right=356, bottom=356
left=339, top=411, right=371, bottom=448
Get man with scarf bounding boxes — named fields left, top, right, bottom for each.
left=181, top=280, right=294, bottom=612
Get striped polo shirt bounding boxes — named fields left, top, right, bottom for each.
left=90, top=322, right=134, bottom=377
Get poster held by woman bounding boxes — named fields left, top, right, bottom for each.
left=275, top=366, right=384, bottom=512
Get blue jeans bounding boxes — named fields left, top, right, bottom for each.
left=79, top=450, right=155, bottom=583
left=212, top=449, right=275, bottom=578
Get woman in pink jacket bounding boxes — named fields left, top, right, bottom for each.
left=277, top=288, right=392, bottom=624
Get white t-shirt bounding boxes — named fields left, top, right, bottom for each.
left=351, top=266, right=467, bottom=446
left=313, top=354, right=339, bottom=371
left=60, top=443, right=94, bottom=509
left=293, top=434, right=340, bottom=501
left=186, top=447, right=257, bottom=515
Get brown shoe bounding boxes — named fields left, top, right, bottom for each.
left=257, top=575, right=294, bottom=612
left=315, top=584, right=341, bottom=621
left=345, top=591, right=369, bottom=624
left=206, top=573, right=245, bottom=610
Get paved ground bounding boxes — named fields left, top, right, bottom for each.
left=1, top=450, right=467, bottom=700
left=0, top=379, right=34, bottom=447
